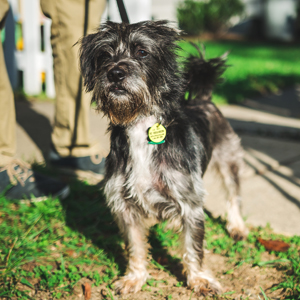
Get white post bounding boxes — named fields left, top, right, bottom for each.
left=43, top=18, right=55, bottom=98
left=22, top=0, right=41, bottom=95
left=108, top=0, right=152, bottom=23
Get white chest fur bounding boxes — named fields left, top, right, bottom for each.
left=126, top=116, right=157, bottom=177
left=125, top=116, right=158, bottom=208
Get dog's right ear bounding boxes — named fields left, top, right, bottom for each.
left=78, top=33, right=100, bottom=93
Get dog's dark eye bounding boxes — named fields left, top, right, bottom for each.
left=136, top=49, right=148, bottom=58
left=100, top=52, right=111, bottom=60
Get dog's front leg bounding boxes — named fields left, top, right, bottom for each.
left=114, top=213, right=149, bottom=294
left=181, top=206, right=222, bottom=295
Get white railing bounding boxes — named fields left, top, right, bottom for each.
left=5, top=0, right=55, bottom=97
left=18, top=0, right=55, bottom=97
left=4, top=0, right=151, bottom=98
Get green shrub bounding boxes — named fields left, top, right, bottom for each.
left=177, top=0, right=244, bottom=35
left=177, top=0, right=205, bottom=35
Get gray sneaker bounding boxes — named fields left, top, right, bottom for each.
left=0, top=160, right=70, bottom=202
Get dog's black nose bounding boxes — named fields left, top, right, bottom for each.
left=107, top=67, right=126, bottom=83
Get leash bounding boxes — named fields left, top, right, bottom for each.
left=116, top=0, right=130, bottom=23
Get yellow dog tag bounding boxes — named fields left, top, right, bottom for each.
left=148, top=123, right=166, bottom=144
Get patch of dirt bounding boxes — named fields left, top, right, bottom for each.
left=61, top=251, right=285, bottom=300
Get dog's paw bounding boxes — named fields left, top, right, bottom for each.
left=227, top=222, right=249, bottom=241
left=228, top=226, right=249, bottom=241
left=188, top=275, right=222, bottom=296
left=114, top=274, right=147, bottom=294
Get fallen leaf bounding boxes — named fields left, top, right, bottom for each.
left=65, top=250, right=75, bottom=257
left=258, top=238, right=290, bottom=252
left=84, top=282, right=91, bottom=300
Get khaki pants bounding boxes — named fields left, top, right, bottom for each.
left=0, top=0, right=16, bottom=166
left=0, top=0, right=106, bottom=166
left=41, top=0, right=106, bottom=157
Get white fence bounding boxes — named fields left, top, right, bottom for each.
left=18, top=0, right=55, bottom=98
left=4, top=0, right=55, bottom=97
left=4, top=0, right=151, bottom=98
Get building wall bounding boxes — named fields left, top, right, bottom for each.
left=152, top=0, right=179, bottom=22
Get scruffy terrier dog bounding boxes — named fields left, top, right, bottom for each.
left=79, top=20, right=248, bottom=295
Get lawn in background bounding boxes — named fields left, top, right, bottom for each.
left=178, top=40, right=300, bottom=104
left=6, top=38, right=300, bottom=106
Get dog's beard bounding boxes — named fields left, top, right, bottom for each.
left=94, top=75, right=153, bottom=125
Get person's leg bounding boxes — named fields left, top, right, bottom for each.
left=0, top=0, right=16, bottom=167
left=40, top=0, right=106, bottom=157
left=0, top=0, right=69, bottom=201
left=41, top=0, right=107, bottom=182
left=0, top=0, right=9, bottom=28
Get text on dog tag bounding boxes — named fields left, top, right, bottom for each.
left=148, top=123, right=166, bottom=144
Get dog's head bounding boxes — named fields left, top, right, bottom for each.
left=79, top=21, right=182, bottom=125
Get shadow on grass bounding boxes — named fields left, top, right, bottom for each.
left=57, top=179, right=128, bottom=274
left=204, top=209, right=227, bottom=228
left=37, top=172, right=188, bottom=278
left=215, top=74, right=300, bottom=108
left=32, top=164, right=231, bottom=281
left=59, top=180, right=230, bottom=281
left=148, top=226, right=185, bottom=283
left=30, top=163, right=126, bottom=273
left=60, top=179, right=195, bottom=280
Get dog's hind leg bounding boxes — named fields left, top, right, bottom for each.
left=114, top=213, right=149, bottom=294
left=180, top=205, right=222, bottom=295
left=212, top=132, right=248, bottom=240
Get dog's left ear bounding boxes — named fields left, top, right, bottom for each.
left=78, top=31, right=104, bottom=93
left=149, top=20, right=182, bottom=42
left=154, top=20, right=181, bottom=33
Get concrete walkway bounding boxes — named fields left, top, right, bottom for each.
left=14, top=87, right=300, bottom=236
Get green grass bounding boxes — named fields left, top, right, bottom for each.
left=0, top=180, right=119, bottom=299
left=178, top=40, right=300, bottom=104
left=205, top=213, right=300, bottom=299
left=0, top=174, right=299, bottom=299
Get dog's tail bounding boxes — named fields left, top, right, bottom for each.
left=184, top=42, right=228, bottom=103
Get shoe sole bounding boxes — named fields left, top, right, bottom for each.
left=19, top=185, right=71, bottom=203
